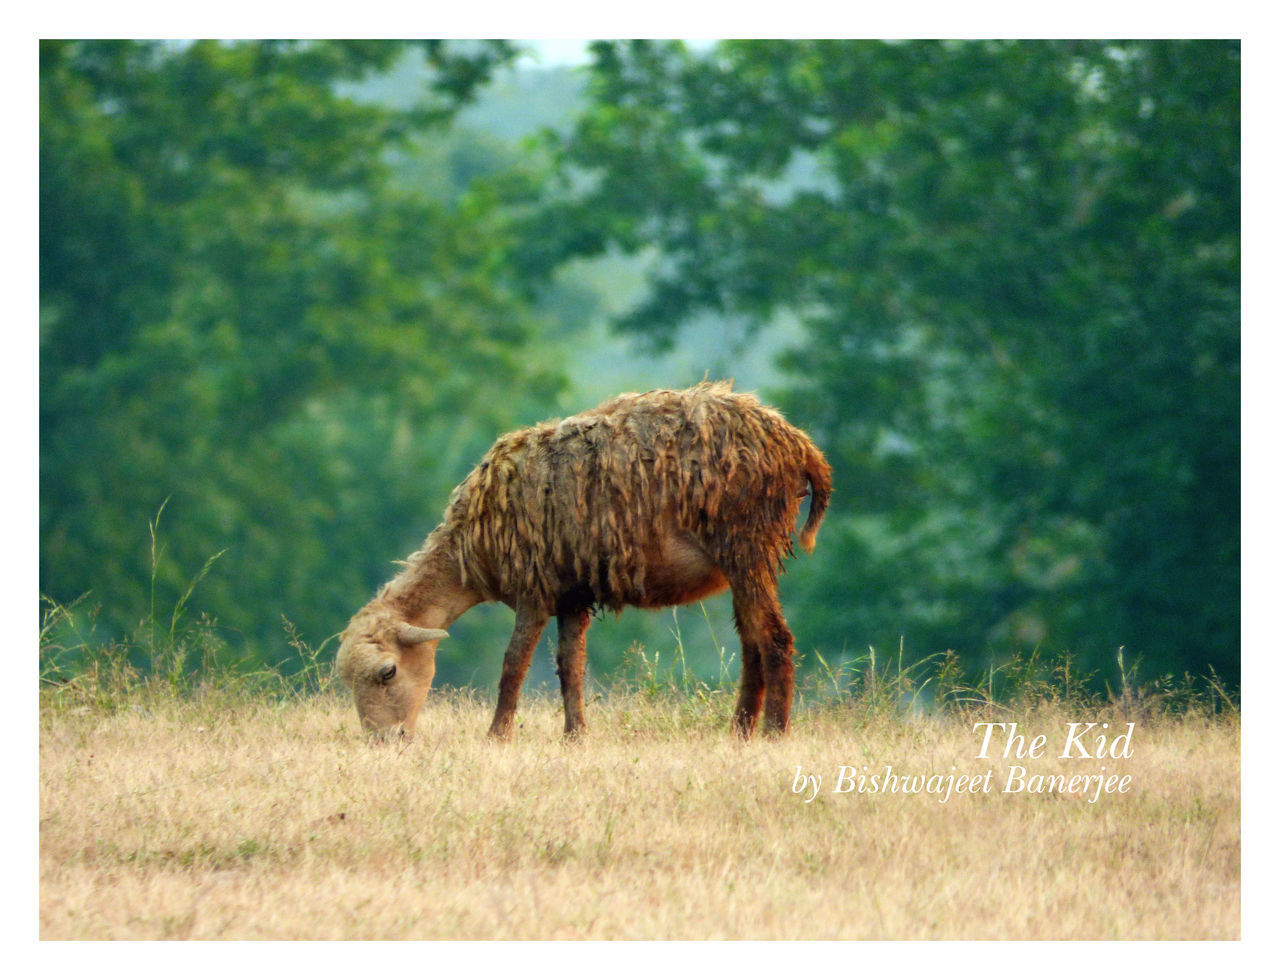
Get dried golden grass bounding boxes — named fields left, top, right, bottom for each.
left=39, top=689, right=1238, bottom=940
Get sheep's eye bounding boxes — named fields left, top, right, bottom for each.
left=379, top=664, right=397, bottom=684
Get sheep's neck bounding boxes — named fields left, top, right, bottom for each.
left=381, top=533, right=480, bottom=630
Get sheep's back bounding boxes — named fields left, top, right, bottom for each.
left=447, top=383, right=820, bottom=609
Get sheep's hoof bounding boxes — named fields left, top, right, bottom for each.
left=486, top=720, right=515, bottom=742
left=367, top=725, right=411, bottom=745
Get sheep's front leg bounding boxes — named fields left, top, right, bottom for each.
left=488, top=605, right=548, bottom=740
left=556, top=608, right=591, bottom=737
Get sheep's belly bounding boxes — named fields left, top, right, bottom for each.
left=628, top=533, right=730, bottom=609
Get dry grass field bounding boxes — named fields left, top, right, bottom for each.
left=39, top=679, right=1239, bottom=940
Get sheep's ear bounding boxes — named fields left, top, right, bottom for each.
left=397, top=625, right=448, bottom=646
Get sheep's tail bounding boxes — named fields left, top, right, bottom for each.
left=798, top=443, right=832, bottom=554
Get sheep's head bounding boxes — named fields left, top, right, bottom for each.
left=335, top=602, right=448, bottom=738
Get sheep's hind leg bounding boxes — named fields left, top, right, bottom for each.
left=731, top=635, right=764, bottom=738
left=488, top=605, right=548, bottom=740
left=760, top=603, right=797, bottom=736
left=556, top=607, right=591, bottom=737
left=730, top=578, right=795, bottom=738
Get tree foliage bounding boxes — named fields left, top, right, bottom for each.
left=41, top=40, right=562, bottom=665
left=540, top=40, right=1239, bottom=682
left=40, top=40, right=1241, bottom=691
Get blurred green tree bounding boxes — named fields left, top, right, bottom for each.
left=40, top=40, right=563, bottom=667
left=534, top=40, right=1239, bottom=683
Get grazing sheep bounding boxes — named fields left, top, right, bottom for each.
left=335, top=381, right=831, bottom=740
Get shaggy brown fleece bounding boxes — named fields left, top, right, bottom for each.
left=428, top=381, right=831, bottom=612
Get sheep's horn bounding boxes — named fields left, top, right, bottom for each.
left=397, top=625, right=449, bottom=646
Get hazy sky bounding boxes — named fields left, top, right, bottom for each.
left=519, top=39, right=716, bottom=68
left=519, top=39, right=594, bottom=67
